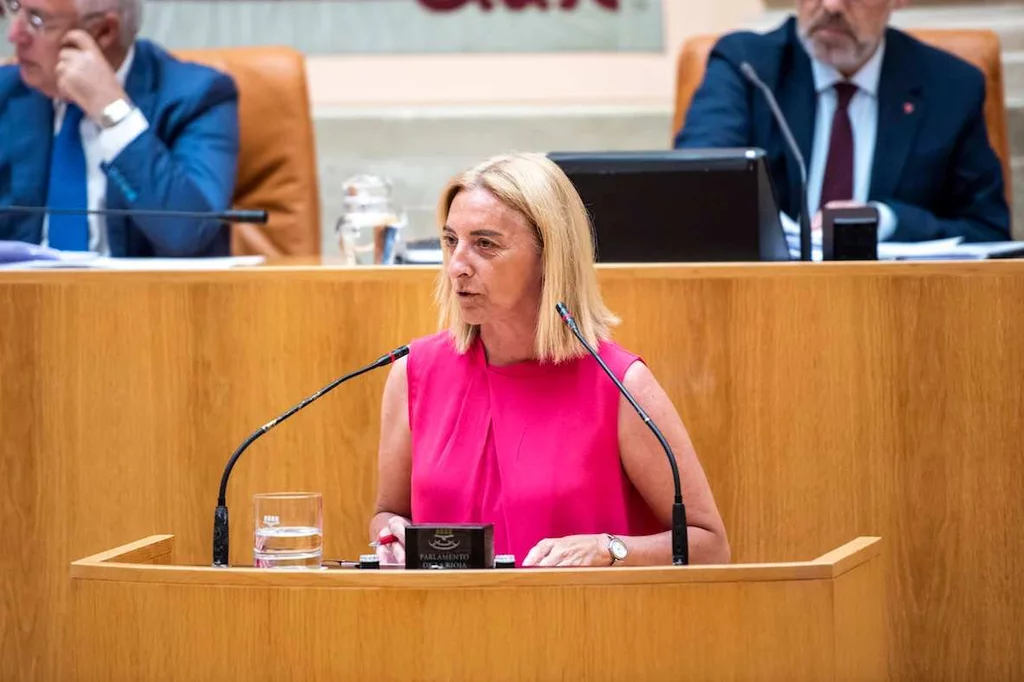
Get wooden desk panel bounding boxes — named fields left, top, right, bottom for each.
left=1, top=262, right=1022, bottom=681
left=67, top=535, right=886, bottom=682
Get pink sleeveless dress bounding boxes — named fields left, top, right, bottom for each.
left=407, top=331, right=664, bottom=565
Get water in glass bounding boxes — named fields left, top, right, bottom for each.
left=253, top=492, right=323, bottom=569
left=336, top=174, right=406, bottom=265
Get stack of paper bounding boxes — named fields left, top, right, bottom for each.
left=879, top=238, right=1024, bottom=261
left=0, top=241, right=265, bottom=270
left=781, top=230, right=1024, bottom=262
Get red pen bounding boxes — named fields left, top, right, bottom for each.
left=369, top=533, right=397, bottom=548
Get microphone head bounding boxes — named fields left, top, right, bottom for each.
left=555, top=302, right=574, bottom=326
left=227, top=209, right=269, bottom=224
left=371, top=344, right=411, bottom=369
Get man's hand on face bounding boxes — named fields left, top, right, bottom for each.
left=55, top=29, right=127, bottom=121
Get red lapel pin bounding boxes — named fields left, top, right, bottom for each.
left=904, top=102, right=915, bottom=115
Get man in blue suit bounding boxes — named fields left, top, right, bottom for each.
left=675, top=0, right=1010, bottom=251
left=1, top=0, right=239, bottom=256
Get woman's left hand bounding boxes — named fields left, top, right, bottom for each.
left=521, top=534, right=611, bottom=567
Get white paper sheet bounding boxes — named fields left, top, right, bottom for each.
left=0, top=255, right=266, bottom=270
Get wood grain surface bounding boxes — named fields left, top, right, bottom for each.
left=1, top=261, right=1022, bottom=680
left=68, top=535, right=886, bottom=682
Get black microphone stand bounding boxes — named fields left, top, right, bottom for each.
left=555, top=303, right=688, bottom=565
left=212, top=345, right=409, bottom=567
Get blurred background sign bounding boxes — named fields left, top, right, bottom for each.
left=138, top=0, right=664, bottom=54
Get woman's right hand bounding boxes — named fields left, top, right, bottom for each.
left=375, top=515, right=410, bottom=565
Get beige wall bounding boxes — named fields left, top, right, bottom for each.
left=306, top=0, right=765, bottom=110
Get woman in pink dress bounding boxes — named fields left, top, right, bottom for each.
left=370, top=153, right=729, bottom=567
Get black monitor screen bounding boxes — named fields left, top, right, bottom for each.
left=548, top=149, right=789, bottom=263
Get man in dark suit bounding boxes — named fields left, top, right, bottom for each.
left=1, top=0, right=239, bottom=256
left=675, top=0, right=1010, bottom=252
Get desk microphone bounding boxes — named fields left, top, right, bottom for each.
left=0, top=205, right=269, bottom=224
left=739, top=61, right=812, bottom=262
left=212, top=344, right=410, bottom=567
left=555, top=302, right=688, bottom=566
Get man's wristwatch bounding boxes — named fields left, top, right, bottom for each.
left=606, top=534, right=628, bottom=565
left=98, top=98, right=135, bottom=129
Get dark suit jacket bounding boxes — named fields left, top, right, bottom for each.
left=0, top=39, right=240, bottom=256
left=675, top=17, right=1010, bottom=243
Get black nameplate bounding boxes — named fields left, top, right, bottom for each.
left=822, top=206, right=879, bottom=261
left=405, top=524, right=494, bottom=570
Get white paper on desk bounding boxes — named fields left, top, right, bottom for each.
left=781, top=223, right=1022, bottom=262
left=0, top=255, right=266, bottom=270
left=877, top=238, right=964, bottom=260
left=938, top=241, right=1024, bottom=259
left=783, top=219, right=823, bottom=260
left=880, top=239, right=1024, bottom=260
left=86, top=256, right=266, bottom=270
left=0, top=241, right=96, bottom=264
left=0, top=251, right=98, bottom=269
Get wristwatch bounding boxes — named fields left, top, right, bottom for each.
left=606, top=534, right=628, bottom=565
left=98, top=98, right=135, bottom=129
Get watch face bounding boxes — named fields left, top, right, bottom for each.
left=610, top=538, right=627, bottom=561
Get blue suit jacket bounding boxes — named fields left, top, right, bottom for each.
left=0, top=39, right=239, bottom=256
left=675, top=17, right=1010, bottom=243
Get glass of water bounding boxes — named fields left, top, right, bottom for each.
left=335, top=174, right=407, bottom=265
left=253, top=492, right=323, bottom=569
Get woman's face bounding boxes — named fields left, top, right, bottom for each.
left=443, top=187, right=543, bottom=328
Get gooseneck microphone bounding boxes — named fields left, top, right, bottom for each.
left=555, top=303, right=689, bottom=566
left=0, top=205, right=269, bottom=224
left=212, top=344, right=410, bottom=567
left=739, top=61, right=812, bottom=262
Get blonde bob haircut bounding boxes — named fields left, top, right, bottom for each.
left=435, top=152, right=619, bottom=363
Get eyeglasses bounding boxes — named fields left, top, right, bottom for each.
left=1, top=0, right=104, bottom=36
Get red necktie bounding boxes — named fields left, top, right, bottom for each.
left=818, top=81, right=858, bottom=211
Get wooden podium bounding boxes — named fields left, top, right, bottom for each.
left=70, top=535, right=887, bottom=681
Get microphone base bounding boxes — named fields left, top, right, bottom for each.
left=671, top=502, right=689, bottom=566
left=799, top=207, right=813, bottom=262
left=213, top=505, right=230, bottom=567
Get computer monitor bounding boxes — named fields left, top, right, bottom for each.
left=548, top=149, right=790, bottom=263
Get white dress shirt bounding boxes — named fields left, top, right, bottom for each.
left=781, top=39, right=898, bottom=259
left=42, top=46, right=150, bottom=255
